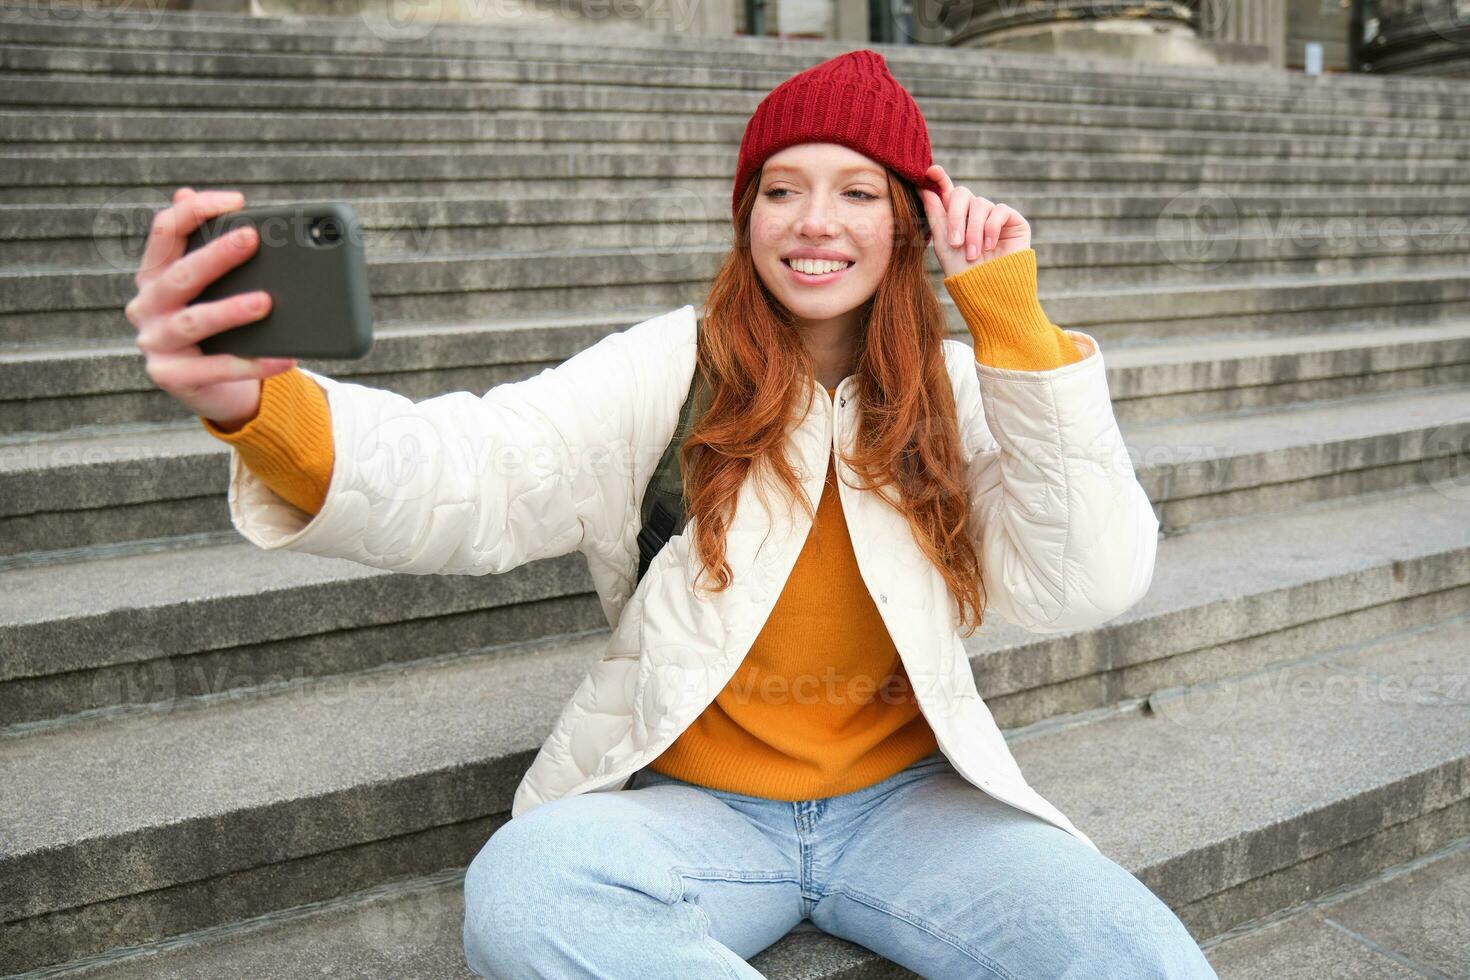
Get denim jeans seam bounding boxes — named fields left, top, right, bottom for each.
left=670, top=865, right=801, bottom=886
left=825, top=882, right=1021, bottom=980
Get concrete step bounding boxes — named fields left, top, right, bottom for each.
left=1205, top=836, right=1470, bottom=978
left=1053, top=268, right=1470, bottom=344
left=6, top=60, right=1470, bottom=136
left=10, top=116, right=1469, bottom=169
left=0, top=0, right=635, bottom=44
left=3, top=10, right=1470, bottom=116
left=0, top=527, right=606, bottom=730
left=5, top=349, right=1467, bottom=563
left=16, top=67, right=1438, bottom=128
left=8, top=85, right=1470, bottom=166
left=0, top=628, right=600, bottom=973
left=9, top=589, right=1468, bottom=974
left=3, top=190, right=1461, bottom=269
left=14, top=96, right=1470, bottom=151
left=1122, top=384, right=1470, bottom=531
left=967, top=483, right=1470, bottom=733
left=4, top=164, right=1462, bottom=208
left=16, top=870, right=483, bottom=979
left=1006, top=611, right=1470, bottom=940
left=6, top=144, right=1468, bottom=201
left=7, top=236, right=1470, bottom=345
left=0, top=311, right=632, bottom=435
left=1106, top=320, right=1470, bottom=423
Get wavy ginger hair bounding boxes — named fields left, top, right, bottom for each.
left=676, top=165, right=988, bottom=636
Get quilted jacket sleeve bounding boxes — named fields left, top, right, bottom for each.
left=945, top=257, right=1160, bottom=634
left=216, top=308, right=690, bottom=576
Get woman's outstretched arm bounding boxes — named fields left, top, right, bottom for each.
left=208, top=307, right=694, bottom=579
left=201, top=367, right=333, bottom=517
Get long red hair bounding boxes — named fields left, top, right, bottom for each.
left=677, top=165, right=987, bottom=636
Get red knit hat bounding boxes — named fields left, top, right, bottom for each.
left=732, top=49, right=942, bottom=242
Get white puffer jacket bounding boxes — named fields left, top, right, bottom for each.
left=219, top=303, right=1159, bottom=855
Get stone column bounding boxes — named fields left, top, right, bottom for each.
left=833, top=0, right=871, bottom=39
left=1201, top=0, right=1286, bottom=67
left=911, top=0, right=949, bottom=41
left=940, top=0, right=1275, bottom=66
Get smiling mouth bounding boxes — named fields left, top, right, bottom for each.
left=782, top=257, right=855, bottom=278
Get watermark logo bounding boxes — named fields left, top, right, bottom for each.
left=1422, top=416, right=1470, bottom=502
left=1155, top=188, right=1240, bottom=272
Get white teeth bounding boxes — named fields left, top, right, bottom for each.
left=787, top=257, right=852, bottom=275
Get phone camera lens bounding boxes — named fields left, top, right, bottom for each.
left=311, top=217, right=343, bottom=246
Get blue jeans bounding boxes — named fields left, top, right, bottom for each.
left=462, top=748, right=1217, bottom=979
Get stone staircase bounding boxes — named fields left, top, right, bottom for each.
left=2, top=4, right=1469, bottom=976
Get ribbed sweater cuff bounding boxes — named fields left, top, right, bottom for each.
left=942, top=247, right=1084, bottom=372
left=199, top=367, right=334, bottom=516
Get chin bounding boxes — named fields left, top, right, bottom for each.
left=782, top=296, right=858, bottom=320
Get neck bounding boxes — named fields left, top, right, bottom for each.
left=795, top=308, right=862, bottom=392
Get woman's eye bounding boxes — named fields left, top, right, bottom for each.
left=762, top=189, right=877, bottom=201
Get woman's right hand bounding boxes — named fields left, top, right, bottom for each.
left=126, top=187, right=297, bottom=431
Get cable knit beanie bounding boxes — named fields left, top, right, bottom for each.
left=732, top=48, right=942, bottom=242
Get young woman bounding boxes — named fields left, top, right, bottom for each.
left=128, top=48, right=1215, bottom=980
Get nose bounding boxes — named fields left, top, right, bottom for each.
left=795, top=195, right=839, bottom=239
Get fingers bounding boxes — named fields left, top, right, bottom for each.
left=980, top=204, right=1011, bottom=254
left=965, top=199, right=987, bottom=263
left=924, top=165, right=971, bottom=249
left=926, top=164, right=970, bottom=247
left=134, top=187, right=247, bottom=289
left=926, top=164, right=953, bottom=200
left=944, top=186, right=972, bottom=250
left=145, top=349, right=294, bottom=393
left=924, top=163, right=1032, bottom=269
left=159, top=221, right=259, bottom=313
left=129, top=220, right=260, bottom=327
left=919, top=187, right=946, bottom=249
left=135, top=288, right=272, bottom=356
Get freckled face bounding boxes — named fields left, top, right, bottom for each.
left=749, top=143, right=895, bottom=324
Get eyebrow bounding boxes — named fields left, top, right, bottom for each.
left=762, top=164, right=884, bottom=180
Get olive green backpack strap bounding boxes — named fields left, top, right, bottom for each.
left=635, top=321, right=708, bottom=586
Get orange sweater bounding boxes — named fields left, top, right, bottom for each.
left=201, top=247, right=1082, bottom=798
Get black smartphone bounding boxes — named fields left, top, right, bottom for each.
left=184, top=201, right=374, bottom=359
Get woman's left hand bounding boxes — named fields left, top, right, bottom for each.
left=920, top=164, right=1032, bottom=277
